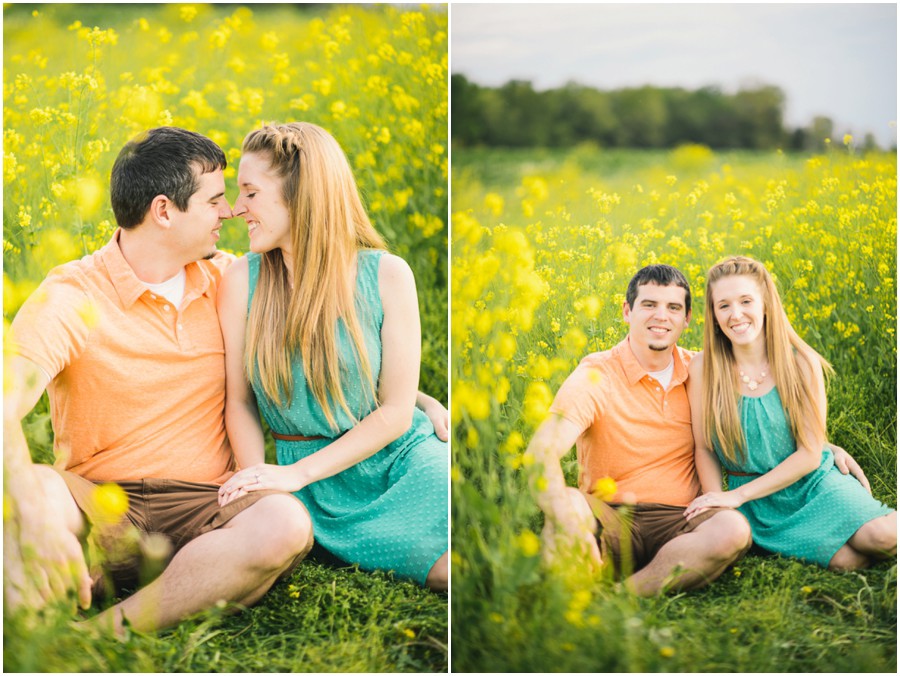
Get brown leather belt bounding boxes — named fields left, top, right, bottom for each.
left=271, top=431, right=328, bottom=442
left=725, top=469, right=758, bottom=477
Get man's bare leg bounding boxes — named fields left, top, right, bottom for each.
left=91, top=493, right=313, bottom=634
left=626, top=510, right=751, bottom=596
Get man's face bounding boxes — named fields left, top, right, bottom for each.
left=623, top=282, right=690, bottom=354
left=169, top=168, right=232, bottom=262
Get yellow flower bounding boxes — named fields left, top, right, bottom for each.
left=659, top=646, right=675, bottom=658
left=90, top=483, right=129, bottom=523
left=590, top=477, right=618, bottom=502
left=516, top=529, right=541, bottom=557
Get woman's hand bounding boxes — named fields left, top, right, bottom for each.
left=417, top=392, right=449, bottom=441
left=218, top=463, right=305, bottom=507
left=683, top=490, right=745, bottom=521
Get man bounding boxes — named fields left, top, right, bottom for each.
left=526, top=264, right=867, bottom=595
left=4, top=127, right=446, bottom=632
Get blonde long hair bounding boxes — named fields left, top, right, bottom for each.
left=243, top=122, right=387, bottom=430
left=702, top=256, right=832, bottom=464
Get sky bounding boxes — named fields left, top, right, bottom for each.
left=451, top=3, right=897, bottom=146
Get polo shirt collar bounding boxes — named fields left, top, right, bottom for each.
left=616, top=336, right=689, bottom=387
left=100, top=229, right=213, bottom=308
left=100, top=230, right=147, bottom=309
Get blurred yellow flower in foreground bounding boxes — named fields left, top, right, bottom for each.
left=590, top=476, right=618, bottom=502
left=90, top=483, right=129, bottom=523
left=516, top=529, right=541, bottom=557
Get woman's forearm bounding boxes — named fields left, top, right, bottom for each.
left=289, top=401, right=413, bottom=487
left=734, top=446, right=821, bottom=504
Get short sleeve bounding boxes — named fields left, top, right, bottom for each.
left=8, top=269, right=94, bottom=379
left=549, top=362, right=606, bottom=433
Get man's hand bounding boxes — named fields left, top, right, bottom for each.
left=829, top=443, right=871, bottom=493
left=4, top=494, right=91, bottom=611
left=542, top=489, right=603, bottom=572
left=4, top=356, right=91, bottom=612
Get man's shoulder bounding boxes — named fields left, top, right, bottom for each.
left=567, top=347, right=622, bottom=389
left=578, top=348, right=618, bottom=372
left=34, top=250, right=104, bottom=295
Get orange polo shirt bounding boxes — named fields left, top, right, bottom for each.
left=9, top=231, right=236, bottom=484
left=549, top=338, right=700, bottom=507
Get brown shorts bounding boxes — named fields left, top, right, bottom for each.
left=57, top=469, right=288, bottom=592
left=593, top=501, right=733, bottom=574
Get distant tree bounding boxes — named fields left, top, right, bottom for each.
left=451, top=74, right=487, bottom=146
left=611, top=86, right=668, bottom=147
left=733, top=85, right=785, bottom=149
left=807, top=116, right=834, bottom=152
left=863, top=132, right=880, bottom=152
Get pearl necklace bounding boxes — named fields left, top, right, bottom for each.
left=739, top=366, right=768, bottom=391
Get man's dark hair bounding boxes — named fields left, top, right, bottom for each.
left=625, top=264, right=692, bottom=314
left=110, top=127, right=227, bottom=229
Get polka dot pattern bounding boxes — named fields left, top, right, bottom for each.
left=715, top=387, right=893, bottom=567
left=247, top=250, right=448, bottom=585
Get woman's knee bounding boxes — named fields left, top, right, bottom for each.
left=829, top=544, right=870, bottom=571
left=853, top=513, right=897, bottom=556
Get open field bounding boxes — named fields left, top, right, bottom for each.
left=451, top=145, right=897, bottom=672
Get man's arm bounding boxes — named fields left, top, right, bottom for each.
left=4, top=355, right=91, bottom=610
left=828, top=443, right=871, bottom=493
left=523, top=414, right=598, bottom=553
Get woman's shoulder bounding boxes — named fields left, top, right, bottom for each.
left=687, top=350, right=705, bottom=377
left=217, top=254, right=250, bottom=314
left=222, top=253, right=250, bottom=283
left=375, top=252, right=415, bottom=290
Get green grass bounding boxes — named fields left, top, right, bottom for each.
left=452, top=555, right=896, bottom=673
left=5, top=559, right=447, bottom=673
left=8, top=399, right=448, bottom=673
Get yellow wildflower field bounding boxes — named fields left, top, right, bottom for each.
left=4, top=3, right=448, bottom=396
left=450, top=144, right=896, bottom=671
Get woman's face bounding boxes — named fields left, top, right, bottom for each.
left=233, top=152, right=292, bottom=256
left=710, top=274, right=766, bottom=348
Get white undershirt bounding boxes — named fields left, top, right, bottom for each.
left=647, top=358, right=675, bottom=390
left=144, top=268, right=186, bottom=308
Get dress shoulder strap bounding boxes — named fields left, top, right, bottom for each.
left=246, top=252, right=261, bottom=313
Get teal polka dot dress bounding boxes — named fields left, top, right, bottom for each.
left=715, top=387, right=893, bottom=567
left=247, top=250, right=448, bottom=585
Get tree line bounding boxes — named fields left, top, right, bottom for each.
left=451, top=74, right=882, bottom=152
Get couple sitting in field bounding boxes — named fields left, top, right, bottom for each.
left=528, top=263, right=895, bottom=593
left=5, top=125, right=448, bottom=634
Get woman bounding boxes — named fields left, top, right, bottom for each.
left=216, top=122, right=448, bottom=590
left=684, top=256, right=895, bottom=569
